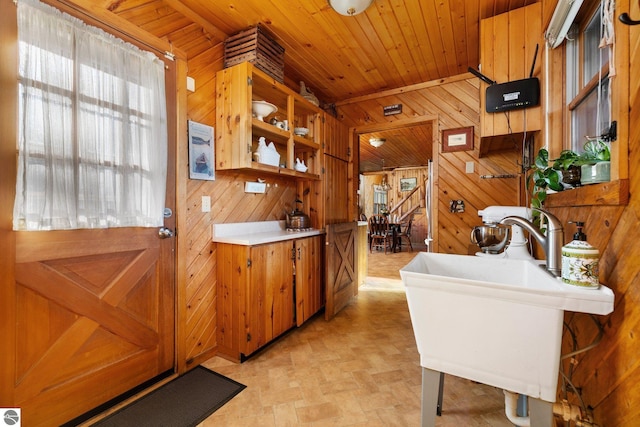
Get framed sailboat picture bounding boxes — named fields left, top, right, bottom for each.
left=188, top=120, right=215, bottom=180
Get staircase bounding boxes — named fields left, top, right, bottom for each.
left=388, top=184, right=421, bottom=223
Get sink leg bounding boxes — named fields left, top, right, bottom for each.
left=529, top=397, right=553, bottom=427
left=421, top=368, right=444, bottom=427
left=437, top=371, right=444, bottom=416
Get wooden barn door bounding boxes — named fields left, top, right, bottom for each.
left=5, top=57, right=178, bottom=427
left=14, top=225, right=175, bottom=425
left=325, top=221, right=358, bottom=320
left=323, top=153, right=357, bottom=320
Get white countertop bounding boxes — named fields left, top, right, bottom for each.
left=212, top=220, right=324, bottom=245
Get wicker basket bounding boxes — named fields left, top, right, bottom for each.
left=224, top=24, right=285, bottom=83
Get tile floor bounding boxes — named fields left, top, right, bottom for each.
left=200, top=251, right=514, bottom=426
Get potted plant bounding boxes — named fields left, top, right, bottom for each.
left=579, top=139, right=611, bottom=184
left=582, top=139, right=611, bottom=162
left=527, top=141, right=611, bottom=207
left=552, top=150, right=582, bottom=188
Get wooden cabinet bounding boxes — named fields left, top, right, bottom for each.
left=216, top=235, right=323, bottom=361
left=216, top=61, right=323, bottom=179
left=295, top=236, right=323, bottom=325
left=479, top=2, right=543, bottom=139
left=320, top=114, right=350, bottom=226
left=324, top=113, right=349, bottom=161
left=324, top=155, right=349, bottom=224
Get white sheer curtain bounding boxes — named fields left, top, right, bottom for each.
left=13, top=0, right=168, bottom=231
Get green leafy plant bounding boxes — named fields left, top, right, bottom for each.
left=528, top=141, right=611, bottom=210
left=552, top=150, right=582, bottom=170
left=527, top=148, right=563, bottom=210
left=581, top=139, right=610, bottom=163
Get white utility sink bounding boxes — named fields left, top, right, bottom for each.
left=400, top=252, right=614, bottom=402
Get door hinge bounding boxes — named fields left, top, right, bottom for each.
left=247, top=259, right=252, bottom=268
left=347, top=147, right=351, bottom=157
left=248, top=143, right=252, bottom=153
left=247, top=77, right=252, bottom=86
left=246, top=333, right=251, bottom=342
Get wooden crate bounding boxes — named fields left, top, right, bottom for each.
left=224, top=24, right=285, bottom=83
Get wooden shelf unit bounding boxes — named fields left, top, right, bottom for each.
left=216, top=61, right=322, bottom=180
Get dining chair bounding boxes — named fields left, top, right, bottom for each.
left=368, top=214, right=392, bottom=254
left=396, top=216, right=413, bottom=252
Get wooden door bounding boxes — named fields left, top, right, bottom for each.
left=324, top=155, right=349, bottom=224
left=13, top=226, right=175, bottom=426
left=245, top=241, right=295, bottom=355
left=324, top=114, right=349, bottom=161
left=295, top=236, right=323, bottom=326
left=4, top=59, right=177, bottom=427
left=325, top=222, right=358, bottom=321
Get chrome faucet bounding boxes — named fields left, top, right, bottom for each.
left=500, top=208, right=564, bottom=277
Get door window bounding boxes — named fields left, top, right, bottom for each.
left=14, top=0, right=168, bottom=231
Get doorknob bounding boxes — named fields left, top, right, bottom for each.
left=158, top=227, right=174, bottom=239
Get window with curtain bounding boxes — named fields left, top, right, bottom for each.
left=13, top=0, right=168, bottom=231
left=566, top=2, right=612, bottom=153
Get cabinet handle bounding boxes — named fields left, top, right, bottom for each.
left=297, top=247, right=301, bottom=260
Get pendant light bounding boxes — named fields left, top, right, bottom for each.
left=328, top=0, right=374, bottom=16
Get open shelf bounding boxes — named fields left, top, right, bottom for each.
left=216, top=62, right=323, bottom=180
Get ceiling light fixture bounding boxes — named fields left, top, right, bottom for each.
left=369, top=137, right=385, bottom=148
left=328, top=0, right=374, bottom=16
left=545, top=0, right=585, bottom=48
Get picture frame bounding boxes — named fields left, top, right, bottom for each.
left=400, top=177, right=417, bottom=192
left=188, top=120, right=215, bottom=180
left=442, top=126, right=474, bottom=153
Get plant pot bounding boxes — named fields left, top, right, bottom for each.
left=580, top=161, right=610, bottom=185
left=561, top=165, right=581, bottom=188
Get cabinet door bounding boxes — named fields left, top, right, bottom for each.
left=216, top=62, right=253, bottom=169
left=480, top=2, right=542, bottom=137
left=216, top=243, right=250, bottom=360
left=324, top=114, right=349, bottom=161
left=324, top=155, right=349, bottom=224
left=295, top=236, right=323, bottom=326
left=245, top=241, right=295, bottom=355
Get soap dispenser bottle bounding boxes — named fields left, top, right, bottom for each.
left=561, top=221, right=600, bottom=288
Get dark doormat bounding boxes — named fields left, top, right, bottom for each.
left=91, top=366, right=245, bottom=427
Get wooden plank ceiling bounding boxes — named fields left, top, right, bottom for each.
left=359, top=124, right=433, bottom=173
left=100, top=0, right=539, bottom=171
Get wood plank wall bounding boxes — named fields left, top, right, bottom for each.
left=338, top=76, right=521, bottom=255
left=182, top=44, right=298, bottom=367
left=541, top=0, right=640, bottom=424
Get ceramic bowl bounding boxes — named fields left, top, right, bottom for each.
left=294, top=127, right=309, bottom=137
left=252, top=101, right=277, bottom=121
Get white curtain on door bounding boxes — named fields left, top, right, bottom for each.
left=13, top=0, right=167, bottom=231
